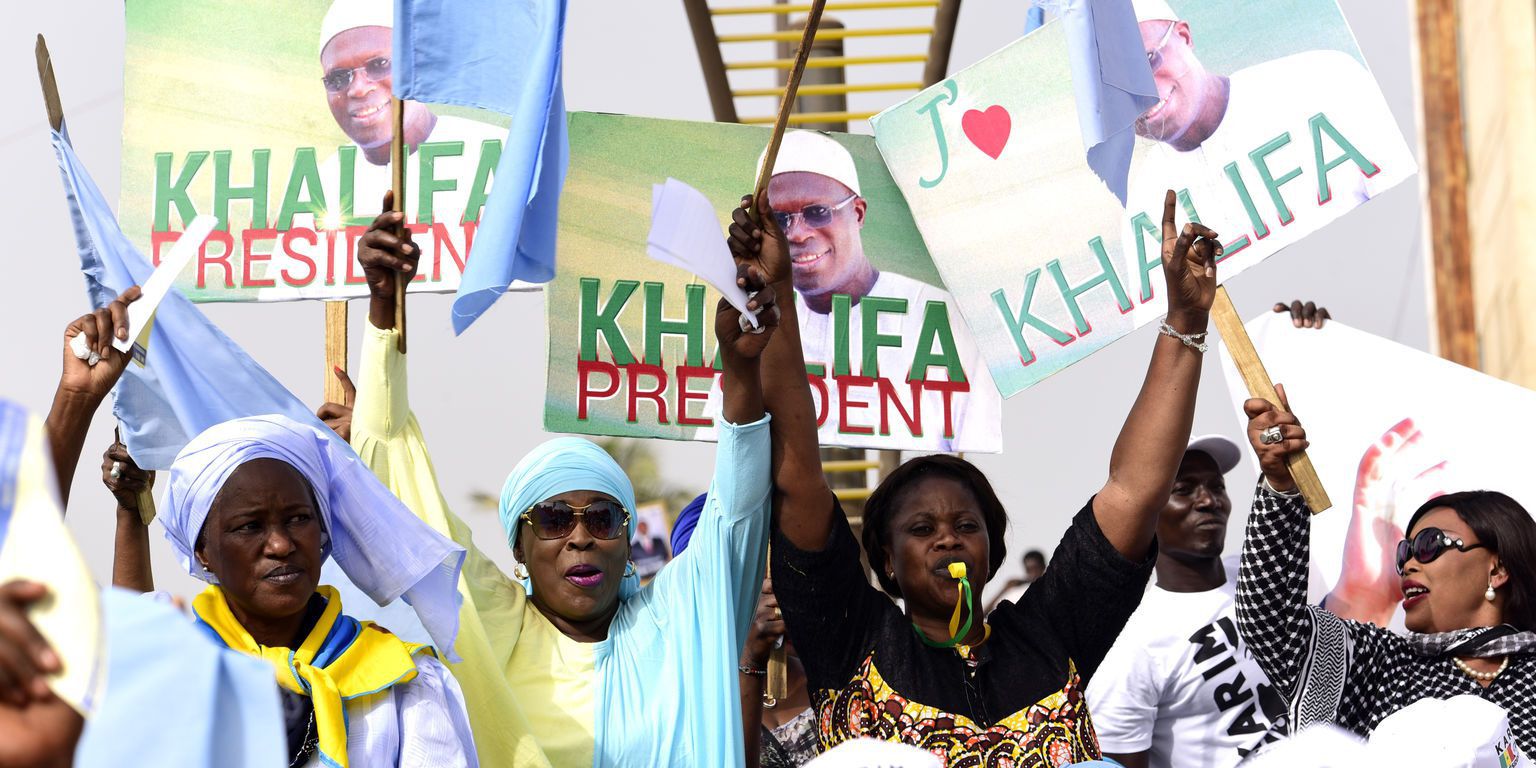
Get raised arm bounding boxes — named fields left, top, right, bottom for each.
left=727, top=193, right=837, bottom=550
left=43, top=288, right=141, bottom=507
left=1093, top=191, right=1220, bottom=560
left=100, top=441, right=155, bottom=592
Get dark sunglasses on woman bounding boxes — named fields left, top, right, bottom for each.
left=522, top=500, right=631, bottom=541
left=1395, top=527, right=1486, bottom=576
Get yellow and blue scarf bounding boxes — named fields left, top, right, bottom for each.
left=193, top=585, right=432, bottom=768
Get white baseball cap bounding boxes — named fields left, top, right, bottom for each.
left=1186, top=434, right=1241, bottom=474
left=757, top=130, right=862, bottom=198
left=806, top=739, right=942, bottom=768
left=1133, top=0, right=1181, bottom=24
left=319, top=0, right=393, bottom=58
left=1368, top=695, right=1531, bottom=768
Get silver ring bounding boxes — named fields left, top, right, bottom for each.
left=110, top=461, right=123, bottom=480
left=1259, top=426, right=1284, bottom=445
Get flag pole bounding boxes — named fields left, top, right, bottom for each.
left=325, top=301, right=349, bottom=403
left=40, top=35, right=158, bottom=522
left=392, top=96, right=408, bottom=353
left=1211, top=287, right=1332, bottom=514
left=749, top=0, right=828, bottom=222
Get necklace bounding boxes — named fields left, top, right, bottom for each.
left=288, top=712, right=316, bottom=768
left=1451, top=655, right=1509, bottom=683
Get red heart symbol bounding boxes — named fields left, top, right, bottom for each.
left=962, top=105, right=1011, bottom=160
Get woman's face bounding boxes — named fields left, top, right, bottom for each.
left=514, top=490, right=631, bottom=626
left=886, top=476, right=991, bottom=622
left=1400, top=506, right=1504, bottom=633
left=196, top=459, right=323, bottom=625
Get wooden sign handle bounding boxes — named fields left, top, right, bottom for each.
left=749, top=0, right=828, bottom=220
left=325, top=300, right=349, bottom=404
left=1210, top=286, right=1332, bottom=514
left=391, top=96, right=408, bottom=353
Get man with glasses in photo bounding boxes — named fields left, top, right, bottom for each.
left=1118, top=0, right=1411, bottom=303
left=316, top=0, right=502, bottom=223
left=707, top=130, right=1000, bottom=452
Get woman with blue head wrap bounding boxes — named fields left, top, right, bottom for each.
left=333, top=204, right=782, bottom=766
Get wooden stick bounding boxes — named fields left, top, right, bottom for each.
left=392, top=96, right=408, bottom=353
left=35, top=36, right=64, bottom=133
left=750, top=0, right=829, bottom=216
left=325, top=300, right=349, bottom=403
left=764, top=540, right=787, bottom=702
left=1210, top=287, right=1332, bottom=514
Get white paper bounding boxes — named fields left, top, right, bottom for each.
left=645, top=178, right=759, bottom=329
left=113, top=214, right=217, bottom=356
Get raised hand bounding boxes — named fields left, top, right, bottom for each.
left=358, top=190, right=419, bottom=330
left=727, top=192, right=791, bottom=287
left=715, top=263, right=780, bottom=361
left=316, top=368, right=358, bottom=442
left=741, top=579, right=785, bottom=669
left=1274, top=300, right=1332, bottom=329
left=1159, top=190, right=1221, bottom=323
left=1243, top=384, right=1310, bottom=493
left=58, top=287, right=143, bottom=403
left=101, top=440, right=154, bottom=515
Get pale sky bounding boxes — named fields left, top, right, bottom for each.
left=0, top=0, right=1425, bottom=598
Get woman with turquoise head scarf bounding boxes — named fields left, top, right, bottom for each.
left=331, top=198, right=782, bottom=766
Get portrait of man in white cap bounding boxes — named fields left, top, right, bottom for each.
left=1118, top=0, right=1413, bottom=303
left=315, top=0, right=503, bottom=219
left=705, top=130, right=1000, bottom=452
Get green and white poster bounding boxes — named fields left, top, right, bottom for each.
left=873, top=0, right=1416, bottom=397
left=546, top=112, right=1002, bottom=453
left=120, top=0, right=513, bottom=302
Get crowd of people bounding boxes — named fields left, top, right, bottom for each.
left=1, top=9, right=1532, bottom=763
left=4, top=155, right=1534, bottom=767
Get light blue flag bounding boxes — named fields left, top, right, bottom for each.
left=1045, top=0, right=1159, bottom=205
left=392, top=0, right=570, bottom=335
left=75, top=589, right=285, bottom=768
left=50, top=129, right=434, bottom=646
left=50, top=129, right=327, bottom=471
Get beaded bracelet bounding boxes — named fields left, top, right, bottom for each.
left=738, top=664, right=767, bottom=678
left=1159, top=321, right=1209, bottom=353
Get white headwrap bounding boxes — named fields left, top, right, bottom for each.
left=162, top=415, right=464, bottom=657
left=759, top=130, right=863, bottom=197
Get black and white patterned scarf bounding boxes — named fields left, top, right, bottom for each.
left=1405, top=624, right=1536, bottom=659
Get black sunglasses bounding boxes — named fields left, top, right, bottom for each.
left=521, top=500, right=630, bottom=541
left=771, top=193, right=857, bottom=231
left=322, top=56, right=391, bottom=93
left=1395, top=527, right=1487, bottom=575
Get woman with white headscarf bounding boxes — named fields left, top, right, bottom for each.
left=328, top=198, right=780, bottom=766
left=44, top=290, right=478, bottom=768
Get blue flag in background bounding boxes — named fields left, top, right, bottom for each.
left=1044, top=0, right=1158, bottom=205
left=392, top=0, right=570, bottom=335
left=50, top=129, right=327, bottom=471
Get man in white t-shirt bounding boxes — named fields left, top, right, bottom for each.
left=706, top=131, right=1000, bottom=452
left=1086, top=434, right=1288, bottom=767
left=1118, top=0, right=1414, bottom=305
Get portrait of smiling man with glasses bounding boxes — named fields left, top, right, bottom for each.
left=701, top=130, right=1001, bottom=453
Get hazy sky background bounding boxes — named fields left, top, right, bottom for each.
left=1, top=0, right=1425, bottom=598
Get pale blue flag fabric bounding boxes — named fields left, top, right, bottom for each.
left=75, top=589, right=286, bottom=768
left=392, top=0, right=570, bottom=334
left=50, top=129, right=324, bottom=471
left=1045, top=0, right=1159, bottom=205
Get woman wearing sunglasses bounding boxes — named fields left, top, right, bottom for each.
left=1236, top=392, right=1536, bottom=751
left=338, top=197, right=780, bottom=767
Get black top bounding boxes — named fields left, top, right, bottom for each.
left=1236, top=483, right=1536, bottom=751
left=772, top=499, right=1154, bottom=764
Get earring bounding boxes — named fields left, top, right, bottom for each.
left=1487, top=580, right=1497, bottom=602
left=624, top=561, right=638, bottom=578
left=512, top=563, right=529, bottom=580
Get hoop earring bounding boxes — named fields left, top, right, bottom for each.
left=513, top=563, right=529, bottom=581
left=624, top=561, right=637, bottom=578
